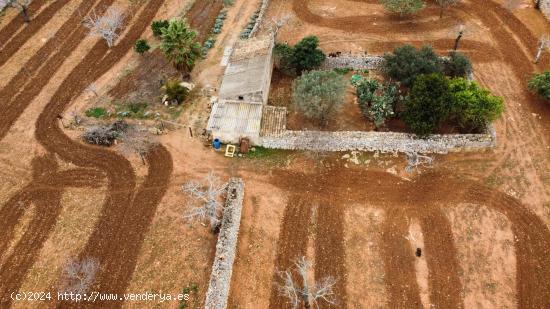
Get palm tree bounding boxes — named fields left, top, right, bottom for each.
left=160, top=19, right=202, bottom=79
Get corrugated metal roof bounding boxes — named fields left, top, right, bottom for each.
left=207, top=100, right=263, bottom=136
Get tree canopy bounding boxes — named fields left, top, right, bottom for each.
left=383, top=44, right=442, bottom=87
left=292, top=70, right=347, bottom=126
left=403, top=73, right=453, bottom=136
left=449, top=78, right=504, bottom=131
left=160, top=19, right=202, bottom=77
left=274, top=36, right=326, bottom=75
left=528, top=70, right=550, bottom=101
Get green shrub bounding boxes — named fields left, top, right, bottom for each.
left=403, top=73, right=453, bottom=136
left=274, top=42, right=295, bottom=74
left=449, top=78, right=504, bottom=132
left=151, top=20, right=169, bottom=37
left=352, top=76, right=398, bottom=128
left=134, top=39, right=150, bottom=55
left=292, top=70, right=347, bottom=126
left=291, top=36, right=326, bottom=74
left=333, top=67, right=353, bottom=75
left=85, top=107, right=108, bottom=118
left=163, top=79, right=189, bottom=103
left=383, top=44, right=442, bottom=87
left=528, top=70, right=550, bottom=100
left=443, top=51, right=472, bottom=78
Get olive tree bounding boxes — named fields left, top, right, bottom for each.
left=292, top=70, right=347, bottom=127
left=379, top=0, right=424, bottom=17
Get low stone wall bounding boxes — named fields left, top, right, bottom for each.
left=322, top=55, right=386, bottom=70
left=260, top=128, right=496, bottom=154
left=204, top=178, right=245, bottom=309
left=248, top=0, right=269, bottom=38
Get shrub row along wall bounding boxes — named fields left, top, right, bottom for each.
left=322, top=55, right=386, bottom=70
left=260, top=128, right=496, bottom=154
left=205, top=178, right=245, bottom=309
left=247, top=0, right=270, bottom=39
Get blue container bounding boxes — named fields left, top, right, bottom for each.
left=212, top=138, right=221, bottom=149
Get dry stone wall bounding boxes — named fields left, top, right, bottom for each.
left=204, top=178, right=245, bottom=309
left=322, top=55, right=386, bottom=70
left=260, top=128, right=496, bottom=154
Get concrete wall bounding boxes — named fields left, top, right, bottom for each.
left=205, top=178, right=245, bottom=309
left=260, top=128, right=496, bottom=154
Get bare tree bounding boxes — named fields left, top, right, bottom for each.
left=270, top=14, right=291, bottom=37
left=86, top=83, right=100, bottom=97
left=83, top=7, right=124, bottom=48
left=59, top=257, right=99, bottom=294
left=118, top=126, right=157, bottom=164
left=278, top=256, right=337, bottom=309
left=1, top=0, right=31, bottom=22
left=534, top=36, right=550, bottom=64
left=436, top=0, right=460, bottom=18
left=182, top=171, right=227, bottom=232
left=405, top=151, right=433, bottom=173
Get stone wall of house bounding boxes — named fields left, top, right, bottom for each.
left=260, top=127, right=496, bottom=154
left=204, top=178, right=245, bottom=309
left=248, top=0, right=270, bottom=38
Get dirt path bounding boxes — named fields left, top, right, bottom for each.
left=0, top=0, right=72, bottom=67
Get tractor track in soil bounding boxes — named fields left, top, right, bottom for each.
left=0, top=0, right=72, bottom=67
left=0, top=0, right=114, bottom=141
left=0, top=0, right=47, bottom=49
left=0, top=154, right=105, bottom=306
left=0, top=0, right=172, bottom=305
left=0, top=0, right=224, bottom=300
left=269, top=169, right=550, bottom=308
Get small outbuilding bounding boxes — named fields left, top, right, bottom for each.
left=207, top=36, right=275, bottom=144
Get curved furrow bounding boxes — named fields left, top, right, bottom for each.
left=63, top=144, right=173, bottom=307
left=0, top=0, right=114, bottom=141
left=0, top=187, right=62, bottom=307
left=0, top=0, right=72, bottom=67
left=460, top=187, right=550, bottom=309
left=0, top=0, right=46, bottom=47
